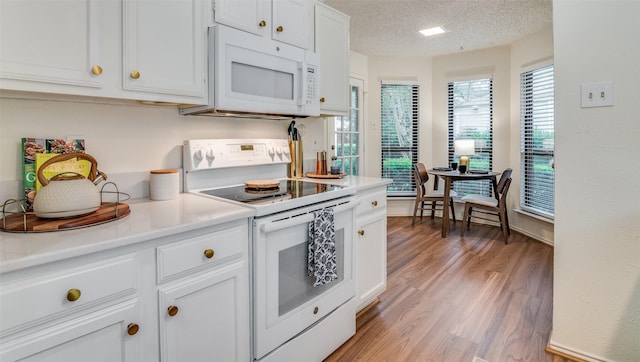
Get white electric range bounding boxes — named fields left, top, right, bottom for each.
left=183, top=139, right=357, bottom=362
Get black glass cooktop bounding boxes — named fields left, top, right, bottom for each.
left=200, top=179, right=344, bottom=205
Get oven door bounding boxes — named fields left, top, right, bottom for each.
left=253, top=197, right=355, bottom=360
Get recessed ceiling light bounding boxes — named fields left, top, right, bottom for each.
left=419, top=26, right=446, bottom=37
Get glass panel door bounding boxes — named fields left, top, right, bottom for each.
left=330, top=77, right=363, bottom=175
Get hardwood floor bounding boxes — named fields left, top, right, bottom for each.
left=325, top=217, right=573, bottom=362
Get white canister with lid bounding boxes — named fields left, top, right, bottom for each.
left=149, top=169, right=179, bottom=200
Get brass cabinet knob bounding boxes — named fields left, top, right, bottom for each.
left=167, top=305, right=179, bottom=317
left=203, top=249, right=215, bottom=259
left=319, top=97, right=326, bottom=103
left=358, top=230, right=365, bottom=236
left=66, top=288, right=81, bottom=302
left=91, top=65, right=103, bottom=75
left=372, top=200, right=378, bottom=206
left=276, top=25, right=283, bottom=33
left=127, top=323, right=139, bottom=336
left=259, top=20, right=267, bottom=27
left=130, top=70, right=140, bottom=79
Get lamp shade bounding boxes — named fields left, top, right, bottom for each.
left=454, top=139, right=475, bottom=156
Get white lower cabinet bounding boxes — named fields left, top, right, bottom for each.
left=0, top=300, right=143, bottom=362
left=0, top=219, right=250, bottom=362
left=158, top=261, right=250, bottom=362
left=355, top=186, right=388, bottom=312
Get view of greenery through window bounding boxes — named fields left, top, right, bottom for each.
left=448, top=78, right=493, bottom=197
left=521, top=64, right=554, bottom=217
left=380, top=82, right=419, bottom=196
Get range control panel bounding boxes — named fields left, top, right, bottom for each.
left=184, top=139, right=291, bottom=171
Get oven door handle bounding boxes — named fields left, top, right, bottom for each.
left=260, top=201, right=356, bottom=233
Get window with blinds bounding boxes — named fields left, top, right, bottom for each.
left=520, top=64, right=554, bottom=217
left=380, top=81, right=419, bottom=196
left=447, top=78, right=493, bottom=197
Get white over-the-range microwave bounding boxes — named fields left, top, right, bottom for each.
left=180, top=25, right=320, bottom=119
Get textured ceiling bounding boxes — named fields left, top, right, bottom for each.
left=323, top=0, right=553, bottom=57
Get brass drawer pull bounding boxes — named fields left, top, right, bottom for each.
left=167, top=305, right=179, bottom=317
left=319, top=97, right=326, bottom=103
left=130, top=70, right=140, bottom=79
left=276, top=25, right=283, bottom=32
left=358, top=230, right=365, bottom=236
left=372, top=200, right=378, bottom=206
left=259, top=20, right=266, bottom=27
left=204, top=249, right=215, bottom=259
left=91, top=65, right=103, bottom=75
left=66, top=288, right=81, bottom=302
left=127, top=323, right=139, bottom=336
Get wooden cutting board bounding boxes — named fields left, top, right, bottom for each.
left=0, top=203, right=130, bottom=232
left=244, top=179, right=280, bottom=189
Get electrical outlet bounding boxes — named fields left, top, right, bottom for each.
left=581, top=81, right=613, bottom=108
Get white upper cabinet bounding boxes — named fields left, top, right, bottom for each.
left=0, top=0, right=106, bottom=93
left=213, top=0, right=268, bottom=37
left=214, top=0, right=313, bottom=49
left=314, top=2, right=350, bottom=115
left=123, top=0, right=207, bottom=101
left=0, top=0, right=208, bottom=105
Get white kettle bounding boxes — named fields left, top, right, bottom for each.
left=33, top=153, right=107, bottom=218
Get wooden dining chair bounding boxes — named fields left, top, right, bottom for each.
left=412, top=163, right=457, bottom=226
left=460, top=168, right=513, bottom=243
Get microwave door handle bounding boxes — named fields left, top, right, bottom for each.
left=298, top=61, right=306, bottom=106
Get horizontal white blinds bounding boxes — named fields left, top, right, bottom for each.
left=520, top=65, right=554, bottom=217
left=448, top=78, right=494, bottom=197
left=381, top=82, right=419, bottom=196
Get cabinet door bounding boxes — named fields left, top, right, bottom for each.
left=314, top=3, right=350, bottom=115
left=123, top=0, right=206, bottom=102
left=0, top=0, right=104, bottom=92
left=158, top=261, right=250, bottom=362
left=356, top=212, right=387, bottom=311
left=0, top=301, right=143, bottom=362
left=272, top=0, right=313, bottom=49
left=213, top=0, right=268, bottom=37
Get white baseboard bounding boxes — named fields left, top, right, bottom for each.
left=547, top=331, right=608, bottom=362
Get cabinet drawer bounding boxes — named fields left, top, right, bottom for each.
left=356, top=188, right=387, bottom=216
left=0, top=254, right=137, bottom=335
left=157, top=223, right=247, bottom=282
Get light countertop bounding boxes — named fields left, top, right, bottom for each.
left=0, top=193, right=254, bottom=274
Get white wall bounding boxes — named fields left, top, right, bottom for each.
left=0, top=94, right=325, bottom=199
left=365, top=56, right=433, bottom=216
left=509, top=28, right=555, bottom=244
left=551, top=1, right=640, bottom=361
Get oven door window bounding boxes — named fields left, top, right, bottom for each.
left=278, top=229, right=344, bottom=316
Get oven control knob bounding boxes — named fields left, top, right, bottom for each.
left=194, top=149, right=204, bottom=161
left=206, top=149, right=215, bottom=161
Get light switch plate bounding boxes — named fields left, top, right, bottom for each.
left=581, top=81, right=614, bottom=108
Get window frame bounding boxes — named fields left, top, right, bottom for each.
left=520, top=63, right=555, bottom=218
left=447, top=77, right=494, bottom=197
left=332, top=77, right=364, bottom=176
left=380, top=80, right=419, bottom=197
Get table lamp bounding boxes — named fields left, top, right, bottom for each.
left=454, top=139, right=475, bottom=172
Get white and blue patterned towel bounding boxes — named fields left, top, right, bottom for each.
left=307, top=207, right=338, bottom=286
